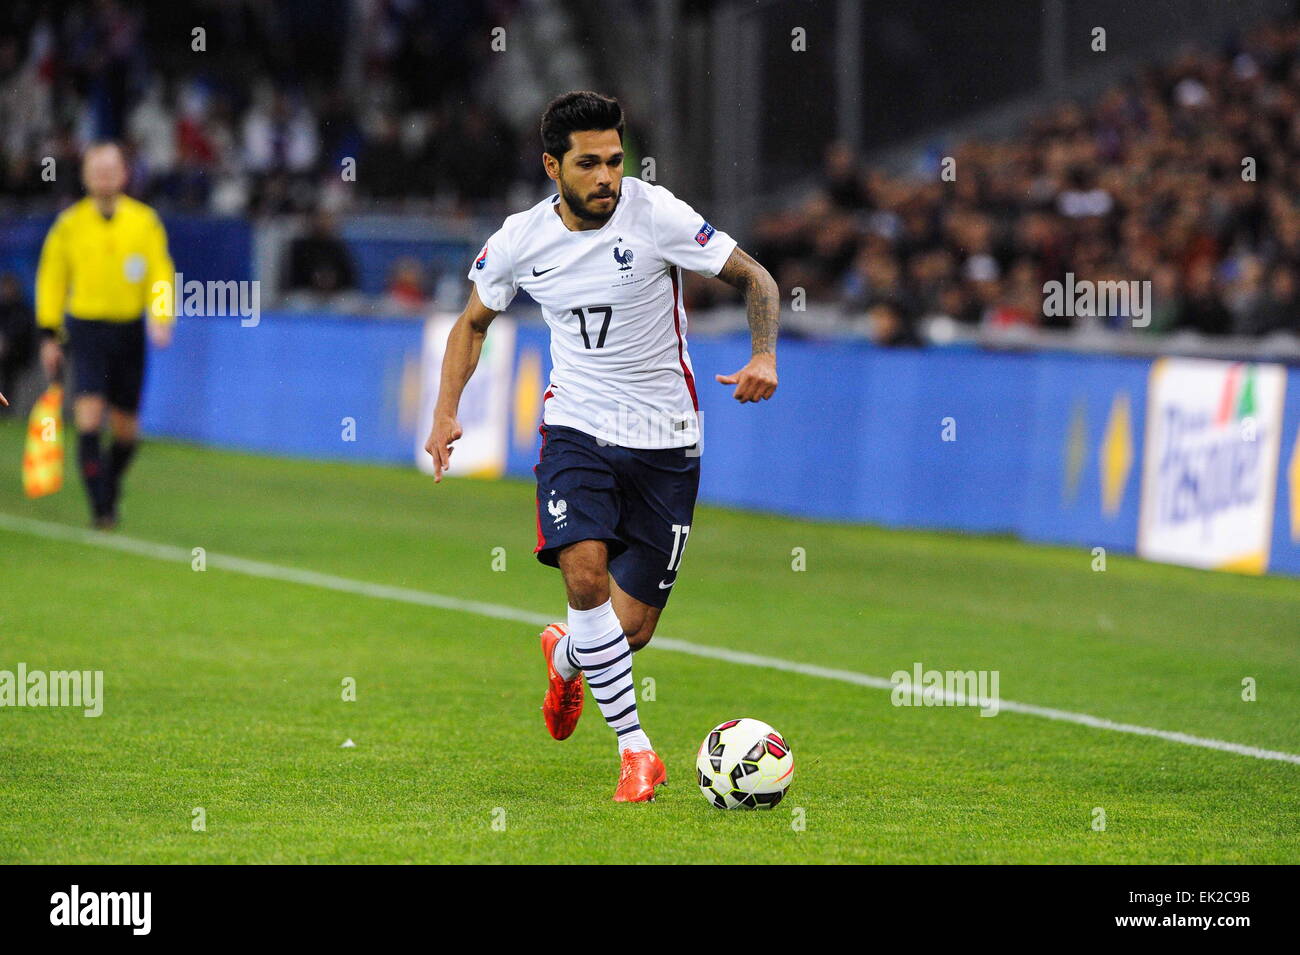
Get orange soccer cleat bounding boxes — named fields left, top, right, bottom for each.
left=540, top=623, right=584, bottom=740
left=613, top=749, right=667, bottom=803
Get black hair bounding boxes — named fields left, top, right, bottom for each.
left=541, top=91, right=624, bottom=161
left=84, top=140, right=127, bottom=158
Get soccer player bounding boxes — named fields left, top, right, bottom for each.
left=36, top=142, right=176, bottom=529
left=424, top=91, right=779, bottom=802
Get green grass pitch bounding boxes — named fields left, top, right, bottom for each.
left=0, top=419, right=1297, bottom=864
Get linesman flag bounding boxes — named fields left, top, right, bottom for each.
left=23, top=384, right=64, bottom=498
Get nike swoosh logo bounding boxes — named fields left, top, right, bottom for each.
left=657, top=579, right=675, bottom=589
left=532, top=266, right=558, bottom=276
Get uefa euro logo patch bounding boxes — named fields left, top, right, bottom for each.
left=695, top=222, right=715, bottom=246
left=474, top=246, right=488, bottom=270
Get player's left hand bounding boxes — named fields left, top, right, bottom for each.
left=0, top=391, right=7, bottom=407
left=148, top=320, right=174, bottom=348
left=715, top=353, right=777, bottom=403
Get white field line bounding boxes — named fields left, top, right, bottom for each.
left=3, top=511, right=1298, bottom=766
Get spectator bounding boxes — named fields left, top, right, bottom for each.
left=1147, top=263, right=1184, bottom=334
left=1180, top=260, right=1232, bottom=335
left=1243, top=263, right=1300, bottom=335
left=386, top=258, right=427, bottom=308
left=0, top=272, right=36, bottom=413
left=358, top=112, right=409, bottom=201
left=865, top=301, right=921, bottom=348
left=283, top=210, right=356, bottom=295
left=823, top=141, right=872, bottom=211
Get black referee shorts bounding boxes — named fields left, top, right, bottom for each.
left=67, top=317, right=147, bottom=412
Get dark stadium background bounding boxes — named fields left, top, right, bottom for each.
left=4, top=0, right=1299, bottom=571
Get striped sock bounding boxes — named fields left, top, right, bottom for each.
left=567, top=600, right=651, bottom=752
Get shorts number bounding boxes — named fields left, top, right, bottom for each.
left=572, top=305, right=613, bottom=349
left=667, top=523, right=691, bottom=571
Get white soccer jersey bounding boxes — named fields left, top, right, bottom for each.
left=467, top=176, right=737, bottom=449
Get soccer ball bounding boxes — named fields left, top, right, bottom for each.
left=696, top=718, right=793, bottom=810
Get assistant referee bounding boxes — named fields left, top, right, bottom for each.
left=36, top=141, right=175, bottom=529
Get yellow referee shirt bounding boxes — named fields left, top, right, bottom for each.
left=35, top=195, right=175, bottom=338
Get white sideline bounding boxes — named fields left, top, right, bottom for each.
left=2, top=511, right=1298, bottom=767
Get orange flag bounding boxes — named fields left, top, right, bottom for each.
left=23, top=384, right=64, bottom=498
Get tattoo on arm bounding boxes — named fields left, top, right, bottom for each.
left=717, top=247, right=780, bottom=356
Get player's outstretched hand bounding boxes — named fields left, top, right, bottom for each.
left=424, top=412, right=463, bottom=483
left=715, top=353, right=777, bottom=403
left=0, top=390, right=7, bottom=407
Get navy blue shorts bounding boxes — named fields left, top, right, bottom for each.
left=534, top=424, right=701, bottom=609
left=67, top=317, right=146, bottom=412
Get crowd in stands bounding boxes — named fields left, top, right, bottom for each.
left=0, top=0, right=526, bottom=217
left=748, top=19, right=1300, bottom=342
left=5, top=3, right=1300, bottom=340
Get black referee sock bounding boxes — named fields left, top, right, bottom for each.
left=107, top=439, right=137, bottom=510
left=77, top=431, right=112, bottom=518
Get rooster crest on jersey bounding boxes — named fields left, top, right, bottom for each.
left=613, top=246, right=634, bottom=270
left=547, top=497, right=568, bottom=524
